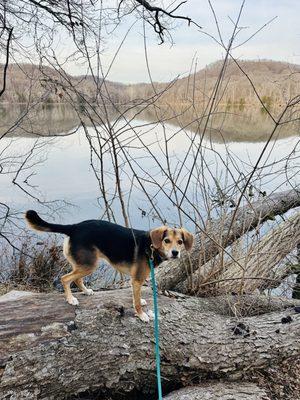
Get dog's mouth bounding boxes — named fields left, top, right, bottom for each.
left=168, top=252, right=180, bottom=259
left=157, top=250, right=180, bottom=260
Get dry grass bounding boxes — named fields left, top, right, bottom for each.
left=0, top=237, right=69, bottom=293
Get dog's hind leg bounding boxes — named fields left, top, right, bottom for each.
left=74, top=277, right=94, bottom=296
left=62, top=238, right=98, bottom=304
left=61, top=265, right=95, bottom=305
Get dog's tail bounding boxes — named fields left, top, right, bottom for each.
left=25, top=210, right=74, bottom=236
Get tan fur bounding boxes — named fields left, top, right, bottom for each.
left=180, top=228, right=194, bottom=251
left=150, top=226, right=168, bottom=249
left=25, top=217, right=51, bottom=232
left=61, top=264, right=97, bottom=304
left=150, top=226, right=194, bottom=259
left=130, top=260, right=150, bottom=317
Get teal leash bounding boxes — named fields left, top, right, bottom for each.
left=149, top=253, right=163, bottom=400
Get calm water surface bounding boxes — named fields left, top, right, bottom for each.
left=1, top=104, right=300, bottom=230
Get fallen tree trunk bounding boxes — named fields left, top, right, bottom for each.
left=1, top=288, right=300, bottom=399
left=176, top=211, right=300, bottom=295
left=156, top=188, right=300, bottom=292
left=164, top=382, right=270, bottom=400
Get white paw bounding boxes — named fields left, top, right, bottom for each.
left=137, top=311, right=150, bottom=323
left=141, top=299, right=147, bottom=306
left=83, top=288, right=94, bottom=296
left=67, top=296, right=79, bottom=306
left=147, top=310, right=155, bottom=320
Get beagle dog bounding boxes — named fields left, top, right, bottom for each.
left=25, top=210, right=194, bottom=322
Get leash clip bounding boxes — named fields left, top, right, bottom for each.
left=150, top=244, right=155, bottom=260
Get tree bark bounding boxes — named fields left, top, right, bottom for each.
left=176, top=211, right=300, bottom=295
left=1, top=289, right=300, bottom=399
left=156, top=189, right=300, bottom=292
left=292, top=243, right=300, bottom=299
left=164, top=382, right=270, bottom=400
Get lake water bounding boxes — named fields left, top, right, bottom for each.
left=1, top=103, right=300, bottom=233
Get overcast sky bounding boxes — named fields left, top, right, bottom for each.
left=56, top=0, right=300, bottom=83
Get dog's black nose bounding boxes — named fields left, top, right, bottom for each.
left=172, top=250, right=179, bottom=258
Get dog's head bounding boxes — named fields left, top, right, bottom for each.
left=150, top=226, right=194, bottom=260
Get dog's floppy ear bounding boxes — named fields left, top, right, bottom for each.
left=180, top=228, right=194, bottom=251
left=150, top=226, right=168, bottom=249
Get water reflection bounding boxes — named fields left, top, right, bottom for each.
left=1, top=103, right=299, bottom=142
left=0, top=104, right=299, bottom=229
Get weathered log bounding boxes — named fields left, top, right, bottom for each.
left=1, top=288, right=300, bottom=399
left=156, top=189, right=300, bottom=291
left=292, top=244, right=300, bottom=299
left=177, top=211, right=300, bottom=295
left=164, top=382, right=270, bottom=400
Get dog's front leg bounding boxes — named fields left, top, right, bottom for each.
left=131, top=279, right=150, bottom=323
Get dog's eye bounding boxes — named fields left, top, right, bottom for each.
left=178, top=239, right=183, bottom=245
left=164, top=238, right=171, bottom=244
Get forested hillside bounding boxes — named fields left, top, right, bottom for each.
left=0, top=63, right=128, bottom=105
left=127, top=59, right=300, bottom=112
left=1, top=60, right=300, bottom=111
